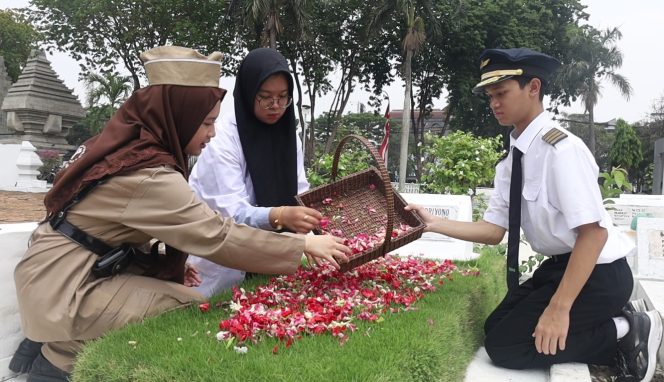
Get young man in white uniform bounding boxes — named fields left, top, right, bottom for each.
left=407, top=48, right=662, bottom=381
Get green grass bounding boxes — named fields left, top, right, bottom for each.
left=73, top=248, right=506, bottom=382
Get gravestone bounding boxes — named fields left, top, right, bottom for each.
left=0, top=49, right=83, bottom=153
left=0, top=56, right=12, bottom=135
left=390, top=193, right=477, bottom=260
left=635, top=218, right=664, bottom=279
left=605, top=197, right=664, bottom=227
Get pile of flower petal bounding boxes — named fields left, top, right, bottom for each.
left=216, top=256, right=456, bottom=350
left=316, top=185, right=414, bottom=257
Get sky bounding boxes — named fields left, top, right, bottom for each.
left=3, top=0, right=663, bottom=124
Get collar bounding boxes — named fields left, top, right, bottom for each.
left=510, top=111, right=549, bottom=155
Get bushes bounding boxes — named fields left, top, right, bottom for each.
left=36, top=149, right=62, bottom=183
left=421, top=131, right=503, bottom=195
left=306, top=149, right=372, bottom=188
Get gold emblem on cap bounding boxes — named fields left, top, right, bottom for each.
left=480, top=58, right=490, bottom=69
left=480, top=69, right=523, bottom=81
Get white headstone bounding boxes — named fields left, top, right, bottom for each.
left=605, top=198, right=664, bottom=227
left=619, top=194, right=664, bottom=201
left=635, top=218, right=664, bottom=279
left=390, top=193, right=477, bottom=260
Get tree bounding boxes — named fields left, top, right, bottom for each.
left=559, top=113, right=613, bottom=171
left=558, top=26, right=632, bottom=156
left=316, top=0, right=399, bottom=156
left=632, top=95, right=664, bottom=192
left=608, top=119, right=642, bottom=177
left=84, top=72, right=131, bottom=112
left=29, top=0, right=233, bottom=90
left=368, top=0, right=440, bottom=191
left=0, top=9, right=39, bottom=82
left=442, top=0, right=588, bottom=137
left=228, top=0, right=309, bottom=49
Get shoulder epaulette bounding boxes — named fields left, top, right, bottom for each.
left=542, top=128, right=568, bottom=146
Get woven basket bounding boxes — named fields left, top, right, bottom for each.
left=295, top=134, right=424, bottom=272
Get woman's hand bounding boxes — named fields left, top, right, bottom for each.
left=282, top=206, right=323, bottom=234
left=183, top=263, right=202, bottom=287
left=404, top=203, right=437, bottom=232
left=304, top=235, right=351, bottom=270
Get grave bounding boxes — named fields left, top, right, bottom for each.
left=605, top=197, right=664, bottom=227
left=391, top=193, right=477, bottom=260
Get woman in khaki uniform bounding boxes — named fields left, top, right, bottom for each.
left=10, top=46, right=350, bottom=382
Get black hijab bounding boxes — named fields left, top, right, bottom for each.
left=234, top=48, right=298, bottom=207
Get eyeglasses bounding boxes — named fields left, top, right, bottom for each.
left=256, top=95, right=292, bottom=110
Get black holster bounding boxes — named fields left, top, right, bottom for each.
left=91, top=244, right=137, bottom=278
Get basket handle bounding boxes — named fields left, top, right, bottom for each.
left=331, top=134, right=394, bottom=253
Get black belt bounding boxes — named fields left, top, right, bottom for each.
left=550, top=252, right=571, bottom=263
left=50, top=211, right=113, bottom=256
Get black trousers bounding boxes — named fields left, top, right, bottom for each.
left=484, top=256, right=633, bottom=369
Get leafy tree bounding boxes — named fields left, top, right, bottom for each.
left=608, top=119, right=642, bottom=177
left=0, top=9, right=39, bottom=82
left=440, top=0, right=587, bottom=135
left=558, top=26, right=632, bottom=156
left=29, top=0, right=233, bottom=90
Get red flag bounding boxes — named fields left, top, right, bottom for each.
left=378, top=103, right=390, bottom=166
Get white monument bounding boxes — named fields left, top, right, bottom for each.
left=0, top=141, right=49, bottom=192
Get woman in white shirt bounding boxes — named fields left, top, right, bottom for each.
left=188, top=48, right=322, bottom=298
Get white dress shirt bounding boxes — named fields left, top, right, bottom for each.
left=187, top=110, right=309, bottom=297
left=483, top=111, right=635, bottom=264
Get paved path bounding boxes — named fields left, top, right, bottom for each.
left=0, top=191, right=46, bottom=223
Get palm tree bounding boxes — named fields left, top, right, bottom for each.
left=228, top=0, right=309, bottom=49
left=560, top=26, right=632, bottom=156
left=368, top=0, right=439, bottom=191
left=84, top=72, right=132, bottom=112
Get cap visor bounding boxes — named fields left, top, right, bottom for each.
left=472, top=75, right=514, bottom=94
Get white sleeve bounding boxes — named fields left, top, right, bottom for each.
left=549, top=140, right=605, bottom=229
left=482, top=159, right=509, bottom=229
left=189, top=116, right=271, bottom=229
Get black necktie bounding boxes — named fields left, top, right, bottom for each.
left=507, top=147, right=523, bottom=290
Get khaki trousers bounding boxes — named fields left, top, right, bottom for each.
left=40, top=273, right=203, bottom=372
